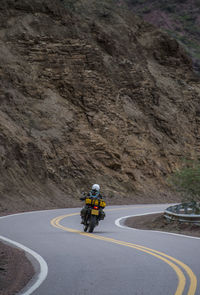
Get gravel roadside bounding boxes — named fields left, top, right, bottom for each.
left=0, top=241, right=34, bottom=295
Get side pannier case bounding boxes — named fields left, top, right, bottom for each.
left=85, top=198, right=92, bottom=205
left=100, top=200, right=106, bottom=208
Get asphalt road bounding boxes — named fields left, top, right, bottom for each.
left=0, top=204, right=199, bottom=295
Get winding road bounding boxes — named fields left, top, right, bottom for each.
left=0, top=204, right=199, bottom=295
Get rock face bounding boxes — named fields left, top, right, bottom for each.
left=0, top=0, right=200, bottom=212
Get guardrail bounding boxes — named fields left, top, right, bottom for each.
left=164, top=202, right=200, bottom=225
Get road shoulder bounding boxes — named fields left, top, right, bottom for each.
left=124, top=213, right=200, bottom=238
left=0, top=241, right=34, bottom=295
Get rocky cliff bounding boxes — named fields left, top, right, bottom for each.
left=0, top=0, right=200, bottom=212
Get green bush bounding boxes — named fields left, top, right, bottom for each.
left=62, top=0, right=77, bottom=11
left=168, top=160, right=200, bottom=202
left=195, top=0, right=200, bottom=8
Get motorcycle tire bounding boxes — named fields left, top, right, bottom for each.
left=83, top=215, right=89, bottom=232
left=88, top=215, right=96, bottom=233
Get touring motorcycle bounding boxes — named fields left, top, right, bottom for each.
left=82, top=197, right=106, bottom=233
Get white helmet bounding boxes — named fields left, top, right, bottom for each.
left=92, top=184, right=100, bottom=191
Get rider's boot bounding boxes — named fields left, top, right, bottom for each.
left=80, top=215, right=85, bottom=224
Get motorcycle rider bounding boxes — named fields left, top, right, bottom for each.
left=80, top=184, right=106, bottom=224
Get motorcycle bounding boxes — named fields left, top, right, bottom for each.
left=82, top=197, right=106, bottom=233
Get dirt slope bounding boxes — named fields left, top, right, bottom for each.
left=0, top=0, right=200, bottom=213
left=125, top=213, right=200, bottom=238
left=0, top=241, right=34, bottom=295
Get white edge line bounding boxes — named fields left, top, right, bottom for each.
left=115, top=211, right=200, bottom=240
left=0, top=235, right=48, bottom=295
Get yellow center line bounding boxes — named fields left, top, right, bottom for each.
left=51, top=212, right=197, bottom=295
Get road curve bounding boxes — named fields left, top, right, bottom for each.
left=0, top=204, right=199, bottom=295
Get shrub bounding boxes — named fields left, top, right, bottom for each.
left=62, top=0, right=77, bottom=11
left=168, top=160, right=200, bottom=202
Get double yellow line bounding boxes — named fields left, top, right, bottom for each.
left=51, top=213, right=197, bottom=295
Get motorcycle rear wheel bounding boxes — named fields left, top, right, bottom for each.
left=88, top=215, right=97, bottom=233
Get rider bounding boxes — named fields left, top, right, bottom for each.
left=80, top=184, right=106, bottom=224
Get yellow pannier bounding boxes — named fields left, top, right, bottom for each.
left=94, top=199, right=99, bottom=205
left=85, top=198, right=106, bottom=208
left=85, top=198, right=91, bottom=205
left=90, top=199, right=99, bottom=205
left=100, top=200, right=106, bottom=208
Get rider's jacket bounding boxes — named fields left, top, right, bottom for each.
left=88, top=189, right=103, bottom=199
left=81, top=189, right=104, bottom=201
